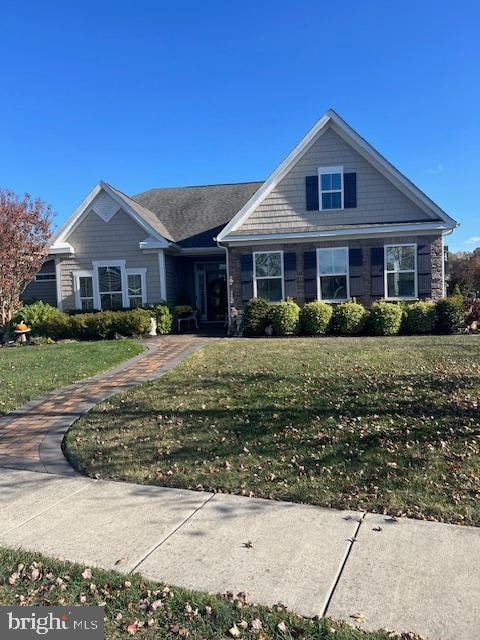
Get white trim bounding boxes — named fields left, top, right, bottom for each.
left=139, top=237, right=175, bottom=250
left=92, top=260, right=129, bottom=308
left=158, top=250, right=167, bottom=302
left=49, top=242, right=74, bottom=255
left=441, top=234, right=446, bottom=297
left=222, top=222, right=449, bottom=245
left=126, top=268, right=147, bottom=306
left=384, top=243, right=418, bottom=300
left=54, top=258, right=63, bottom=311
left=316, top=247, right=350, bottom=302
left=253, top=250, right=285, bottom=302
left=50, top=182, right=169, bottom=251
left=318, top=165, right=344, bottom=211
left=73, top=270, right=95, bottom=310
left=217, top=109, right=457, bottom=241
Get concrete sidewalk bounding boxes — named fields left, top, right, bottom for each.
left=1, top=468, right=479, bottom=639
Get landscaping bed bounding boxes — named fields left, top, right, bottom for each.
left=65, top=336, right=480, bottom=526
left=0, top=547, right=412, bottom=639
left=0, top=339, right=144, bottom=414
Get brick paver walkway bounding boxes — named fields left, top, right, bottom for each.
left=0, top=335, right=214, bottom=474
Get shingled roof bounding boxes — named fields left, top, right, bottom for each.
left=132, top=182, right=263, bottom=246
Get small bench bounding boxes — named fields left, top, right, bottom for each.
left=177, top=310, right=199, bottom=332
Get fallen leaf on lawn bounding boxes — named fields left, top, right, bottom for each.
left=82, top=568, right=92, bottom=580
left=126, top=622, right=138, bottom=635
left=30, top=568, right=40, bottom=581
left=151, top=599, right=163, bottom=610
left=229, top=624, right=241, bottom=637
left=277, top=621, right=287, bottom=633
left=8, top=573, right=17, bottom=585
left=251, top=618, right=262, bottom=630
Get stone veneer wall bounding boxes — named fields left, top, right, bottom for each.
left=228, top=234, right=444, bottom=310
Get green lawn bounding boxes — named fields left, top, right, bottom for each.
left=0, top=547, right=405, bottom=639
left=65, top=336, right=480, bottom=526
left=0, top=340, right=144, bottom=414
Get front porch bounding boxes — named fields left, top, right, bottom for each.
left=171, top=254, right=228, bottom=326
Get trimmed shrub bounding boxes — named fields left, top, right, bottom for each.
left=271, top=299, right=300, bottom=336
left=111, top=308, right=151, bottom=337
left=404, top=301, right=437, bottom=334
left=150, top=304, right=173, bottom=335
left=369, top=301, right=403, bottom=336
left=12, top=301, right=65, bottom=336
left=300, top=301, right=333, bottom=335
left=435, top=296, right=464, bottom=334
left=333, top=301, right=366, bottom=335
left=243, top=298, right=272, bottom=337
left=464, top=298, right=480, bottom=327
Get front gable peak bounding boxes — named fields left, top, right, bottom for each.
left=50, top=181, right=172, bottom=251
left=217, top=110, right=457, bottom=240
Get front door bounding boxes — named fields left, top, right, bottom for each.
left=195, top=262, right=227, bottom=322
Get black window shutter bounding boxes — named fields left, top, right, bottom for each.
left=303, top=250, right=317, bottom=301
left=349, top=248, right=363, bottom=298
left=344, top=173, right=357, bottom=208
left=371, top=247, right=385, bottom=297
left=283, top=252, right=297, bottom=300
left=305, top=176, right=319, bottom=211
left=417, top=243, right=432, bottom=297
left=240, top=254, right=254, bottom=302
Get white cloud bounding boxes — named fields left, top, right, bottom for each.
left=427, top=164, right=444, bottom=175
left=464, top=236, right=480, bottom=246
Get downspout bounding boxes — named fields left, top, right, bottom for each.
left=216, top=238, right=231, bottom=329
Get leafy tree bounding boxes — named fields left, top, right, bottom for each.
left=448, top=247, right=480, bottom=297
left=0, top=189, right=52, bottom=326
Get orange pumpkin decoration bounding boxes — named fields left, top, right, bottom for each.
left=16, top=322, right=28, bottom=331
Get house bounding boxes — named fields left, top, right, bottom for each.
left=25, top=110, right=457, bottom=323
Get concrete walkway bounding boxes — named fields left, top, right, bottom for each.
left=0, top=335, right=212, bottom=474
left=1, top=467, right=479, bottom=639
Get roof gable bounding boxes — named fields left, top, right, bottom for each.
left=50, top=182, right=172, bottom=250
left=217, top=110, right=457, bottom=240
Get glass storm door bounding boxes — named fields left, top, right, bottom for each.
left=195, top=262, right=227, bottom=321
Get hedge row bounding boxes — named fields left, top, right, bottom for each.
left=242, top=296, right=466, bottom=337
left=11, top=301, right=175, bottom=340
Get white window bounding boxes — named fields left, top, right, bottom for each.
left=97, top=265, right=124, bottom=309
left=74, top=262, right=148, bottom=311
left=317, top=247, right=349, bottom=302
left=253, top=251, right=284, bottom=303
left=126, top=269, right=146, bottom=308
left=319, top=166, right=343, bottom=210
left=74, top=271, right=95, bottom=311
left=385, top=244, right=417, bottom=299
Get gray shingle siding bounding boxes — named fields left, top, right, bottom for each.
left=21, top=260, right=57, bottom=307
left=165, top=254, right=178, bottom=304
left=233, top=127, right=438, bottom=236
left=59, top=208, right=161, bottom=310
left=228, top=234, right=443, bottom=310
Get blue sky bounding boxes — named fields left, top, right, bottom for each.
left=1, top=1, right=478, bottom=250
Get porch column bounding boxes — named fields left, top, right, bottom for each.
left=158, top=250, right=167, bottom=302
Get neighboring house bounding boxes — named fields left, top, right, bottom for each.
left=29, top=110, right=457, bottom=322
